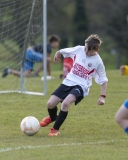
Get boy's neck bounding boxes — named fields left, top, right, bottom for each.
left=86, top=51, right=97, bottom=57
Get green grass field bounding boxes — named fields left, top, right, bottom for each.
left=0, top=70, right=128, bottom=160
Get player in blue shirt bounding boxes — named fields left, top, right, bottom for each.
left=2, top=35, right=60, bottom=77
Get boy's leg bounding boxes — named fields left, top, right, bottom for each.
left=47, top=95, right=62, bottom=121
left=10, top=69, right=21, bottom=77
left=115, top=100, right=128, bottom=134
left=40, top=95, right=62, bottom=127
left=2, top=67, right=16, bottom=77
left=47, top=55, right=51, bottom=76
left=2, top=67, right=31, bottom=77
left=10, top=69, right=31, bottom=77
left=2, top=49, right=33, bottom=78
left=48, top=85, right=83, bottom=136
left=48, top=94, right=76, bottom=136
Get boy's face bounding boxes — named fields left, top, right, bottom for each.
left=84, top=43, right=97, bottom=56
left=51, top=41, right=59, bottom=48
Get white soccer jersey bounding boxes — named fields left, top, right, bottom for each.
left=59, top=45, right=108, bottom=97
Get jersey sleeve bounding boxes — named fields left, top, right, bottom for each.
left=94, top=62, right=108, bottom=85
left=59, top=46, right=80, bottom=59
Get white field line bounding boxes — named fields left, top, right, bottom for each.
left=0, top=139, right=125, bottom=153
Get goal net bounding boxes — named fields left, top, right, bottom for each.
left=0, top=0, right=47, bottom=95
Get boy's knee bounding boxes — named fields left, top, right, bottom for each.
left=47, top=100, right=54, bottom=109
left=61, top=101, right=69, bottom=111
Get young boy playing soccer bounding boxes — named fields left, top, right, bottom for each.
left=40, top=34, right=108, bottom=136
left=115, top=100, right=128, bottom=134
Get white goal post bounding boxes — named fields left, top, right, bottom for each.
left=0, top=0, right=47, bottom=96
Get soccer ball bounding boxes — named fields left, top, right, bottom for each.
left=20, top=116, right=40, bottom=136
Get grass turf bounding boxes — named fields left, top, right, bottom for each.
left=0, top=70, right=128, bottom=160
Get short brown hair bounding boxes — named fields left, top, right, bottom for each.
left=49, top=34, right=60, bottom=43
left=85, top=34, right=102, bottom=51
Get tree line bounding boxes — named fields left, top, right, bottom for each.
left=47, top=0, right=128, bottom=68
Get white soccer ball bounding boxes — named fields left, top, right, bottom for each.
left=20, top=116, right=40, bottom=136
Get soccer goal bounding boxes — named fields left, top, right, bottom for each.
left=0, top=0, right=47, bottom=95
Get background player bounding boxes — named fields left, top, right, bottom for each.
left=115, top=100, right=128, bottom=134
left=40, top=34, right=108, bottom=136
left=2, top=34, right=60, bottom=78
left=60, top=57, right=73, bottom=79
left=120, top=65, right=128, bottom=75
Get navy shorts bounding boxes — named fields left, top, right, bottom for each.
left=52, top=84, right=84, bottom=105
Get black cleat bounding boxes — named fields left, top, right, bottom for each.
left=2, top=67, right=9, bottom=78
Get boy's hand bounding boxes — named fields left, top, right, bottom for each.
left=53, top=51, right=61, bottom=63
left=97, top=97, right=105, bottom=105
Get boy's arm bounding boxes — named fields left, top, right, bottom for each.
left=97, top=82, right=107, bottom=105
left=33, top=54, right=51, bottom=75
left=101, top=82, right=107, bottom=95
left=94, top=62, right=108, bottom=105
left=54, top=51, right=61, bottom=63
left=54, top=46, right=80, bottom=63
left=94, top=63, right=108, bottom=85
left=34, top=61, right=43, bottom=75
